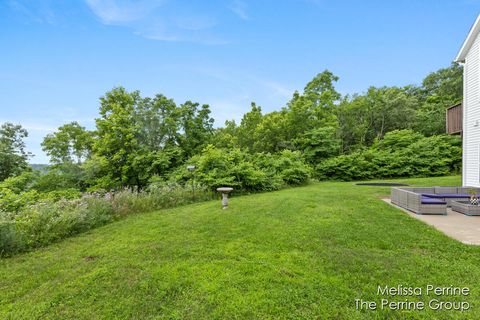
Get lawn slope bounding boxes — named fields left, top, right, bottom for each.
left=1, top=175, right=479, bottom=319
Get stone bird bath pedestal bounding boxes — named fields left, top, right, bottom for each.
left=216, top=187, right=233, bottom=209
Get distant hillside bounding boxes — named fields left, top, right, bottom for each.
left=29, top=164, right=49, bottom=173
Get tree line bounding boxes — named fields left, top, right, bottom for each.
left=0, top=63, right=463, bottom=193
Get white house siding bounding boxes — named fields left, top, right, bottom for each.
left=464, top=31, right=480, bottom=187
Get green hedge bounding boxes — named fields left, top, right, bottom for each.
left=315, top=130, right=461, bottom=181
left=171, top=146, right=312, bottom=192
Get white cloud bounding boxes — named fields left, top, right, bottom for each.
left=139, top=30, right=229, bottom=45
left=84, top=0, right=165, bottom=24
left=84, top=0, right=228, bottom=44
left=8, top=0, right=247, bottom=43
left=229, top=0, right=248, bottom=20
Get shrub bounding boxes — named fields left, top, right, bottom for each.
left=172, top=145, right=272, bottom=192
left=32, top=165, right=83, bottom=192
left=0, top=189, right=40, bottom=213
left=40, top=188, right=82, bottom=202
left=146, top=183, right=214, bottom=209
left=254, top=150, right=312, bottom=186
left=0, top=184, right=213, bottom=257
left=79, top=197, right=115, bottom=227
left=0, top=171, right=38, bottom=194
left=14, top=199, right=77, bottom=247
left=0, top=219, right=24, bottom=256
left=315, top=131, right=461, bottom=181
left=175, top=146, right=312, bottom=192
left=272, top=150, right=311, bottom=185
left=373, top=129, right=424, bottom=150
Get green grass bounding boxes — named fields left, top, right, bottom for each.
left=1, top=175, right=479, bottom=319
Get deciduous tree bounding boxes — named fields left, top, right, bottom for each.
left=0, top=123, right=31, bottom=181
left=42, top=121, right=93, bottom=164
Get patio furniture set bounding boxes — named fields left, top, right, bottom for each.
left=391, top=186, right=480, bottom=216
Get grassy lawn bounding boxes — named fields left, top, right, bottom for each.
left=2, top=175, right=479, bottom=319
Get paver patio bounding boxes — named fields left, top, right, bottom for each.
left=384, top=198, right=480, bottom=245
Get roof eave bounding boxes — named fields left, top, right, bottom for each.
left=455, top=14, right=480, bottom=63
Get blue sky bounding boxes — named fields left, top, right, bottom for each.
left=0, top=0, right=478, bottom=163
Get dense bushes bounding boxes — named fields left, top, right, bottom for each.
left=315, top=130, right=461, bottom=181
left=0, top=171, right=81, bottom=213
left=173, top=146, right=312, bottom=192
left=0, top=221, right=24, bottom=255
left=0, top=184, right=214, bottom=256
left=254, top=150, right=312, bottom=186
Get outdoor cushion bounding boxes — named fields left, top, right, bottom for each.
left=421, top=197, right=446, bottom=205
left=439, top=193, right=471, bottom=198
left=422, top=193, right=474, bottom=199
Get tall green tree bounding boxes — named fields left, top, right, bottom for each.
left=135, top=94, right=179, bottom=150
left=413, top=63, right=463, bottom=136
left=213, top=120, right=239, bottom=149
left=177, top=101, right=214, bottom=159
left=337, top=86, right=418, bottom=152
left=92, top=88, right=214, bottom=189
left=0, top=123, right=31, bottom=181
left=42, top=121, right=93, bottom=164
left=419, top=63, right=463, bottom=103
left=285, top=70, right=340, bottom=144
left=237, top=102, right=263, bottom=151
left=93, top=87, right=141, bottom=188
left=253, top=111, right=289, bottom=153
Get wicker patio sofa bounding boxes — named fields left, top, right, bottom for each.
left=391, top=186, right=480, bottom=215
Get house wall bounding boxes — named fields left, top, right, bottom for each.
left=464, top=31, right=480, bottom=187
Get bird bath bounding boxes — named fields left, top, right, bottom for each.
left=216, top=187, right=233, bottom=209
